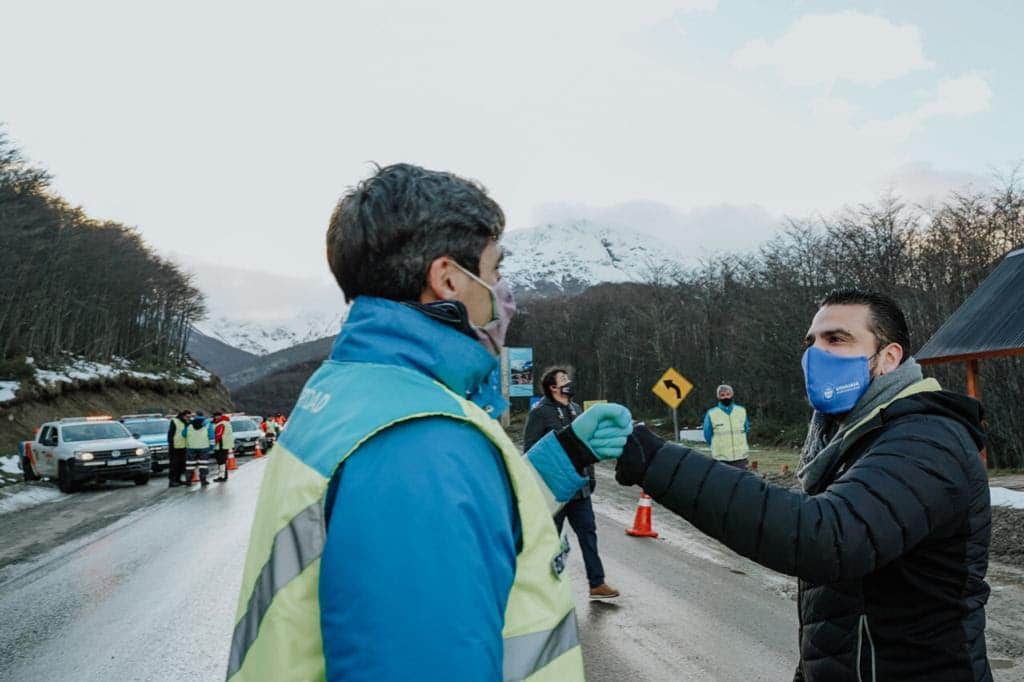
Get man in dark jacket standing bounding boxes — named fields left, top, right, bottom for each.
left=616, top=289, right=991, bottom=681
left=525, top=367, right=619, bottom=599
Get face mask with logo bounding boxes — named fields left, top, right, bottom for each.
left=452, top=262, right=517, bottom=355
left=560, top=382, right=576, bottom=397
left=801, top=346, right=873, bottom=414
left=719, top=397, right=733, bottom=406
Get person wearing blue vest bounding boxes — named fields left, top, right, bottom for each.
left=702, top=384, right=751, bottom=469
left=227, top=163, right=634, bottom=682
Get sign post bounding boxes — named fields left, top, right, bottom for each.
left=499, top=348, right=511, bottom=428
left=651, top=368, right=693, bottom=441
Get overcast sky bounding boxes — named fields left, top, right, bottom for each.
left=3, top=1, right=1020, bottom=311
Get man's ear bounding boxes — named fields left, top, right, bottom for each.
left=420, top=256, right=460, bottom=303
left=877, top=342, right=904, bottom=375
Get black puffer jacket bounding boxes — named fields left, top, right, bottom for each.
left=641, top=390, right=991, bottom=682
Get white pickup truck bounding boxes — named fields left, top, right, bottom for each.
left=25, top=416, right=151, bottom=493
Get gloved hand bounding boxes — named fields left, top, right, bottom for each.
left=615, top=424, right=666, bottom=486
left=569, top=403, right=633, bottom=460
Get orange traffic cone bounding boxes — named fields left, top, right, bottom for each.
left=626, top=491, right=659, bottom=538
left=227, top=451, right=238, bottom=471
left=254, top=442, right=264, bottom=459
left=190, top=467, right=199, bottom=484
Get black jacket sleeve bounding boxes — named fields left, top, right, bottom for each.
left=522, top=403, right=564, bottom=452
left=642, top=415, right=973, bottom=584
left=168, top=420, right=176, bottom=448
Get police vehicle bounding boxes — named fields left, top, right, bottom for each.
left=120, top=413, right=171, bottom=473
left=228, top=414, right=267, bottom=456
left=30, top=416, right=151, bottom=493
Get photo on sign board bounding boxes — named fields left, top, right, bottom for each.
left=508, top=347, right=534, bottom=398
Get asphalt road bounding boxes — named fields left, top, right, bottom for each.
left=1, top=457, right=1022, bottom=681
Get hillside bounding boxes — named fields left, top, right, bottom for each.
left=186, top=327, right=259, bottom=378
left=223, top=334, right=333, bottom=390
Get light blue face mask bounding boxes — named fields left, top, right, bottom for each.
left=801, top=346, right=875, bottom=414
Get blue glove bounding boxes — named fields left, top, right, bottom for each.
left=569, top=403, right=633, bottom=460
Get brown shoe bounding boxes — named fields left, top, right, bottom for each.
left=589, top=583, right=620, bottom=600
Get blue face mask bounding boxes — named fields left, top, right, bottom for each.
left=801, top=346, right=873, bottom=414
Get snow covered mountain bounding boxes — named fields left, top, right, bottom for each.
left=502, top=221, right=686, bottom=297
left=190, top=222, right=683, bottom=360
left=193, top=311, right=346, bottom=357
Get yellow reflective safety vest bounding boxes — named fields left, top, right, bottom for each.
left=708, top=404, right=749, bottom=461
left=219, top=421, right=235, bottom=450
left=227, top=362, right=584, bottom=681
left=186, top=421, right=211, bottom=450
left=171, top=417, right=188, bottom=449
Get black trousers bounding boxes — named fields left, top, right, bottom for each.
left=554, top=496, right=606, bottom=588
left=169, top=447, right=187, bottom=484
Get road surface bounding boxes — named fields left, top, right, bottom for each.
left=1, top=457, right=1022, bottom=680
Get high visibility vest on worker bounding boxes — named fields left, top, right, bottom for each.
left=186, top=421, right=211, bottom=450
left=171, top=418, right=188, bottom=449
left=708, top=404, right=749, bottom=461
left=227, top=362, right=583, bottom=682
left=219, top=421, right=235, bottom=451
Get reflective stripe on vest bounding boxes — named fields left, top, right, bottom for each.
left=186, top=423, right=210, bottom=449
left=220, top=422, right=235, bottom=450
left=227, top=361, right=583, bottom=682
left=172, top=418, right=188, bottom=449
left=709, top=405, right=749, bottom=461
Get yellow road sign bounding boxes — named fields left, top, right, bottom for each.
left=652, top=368, right=693, bottom=409
left=583, top=400, right=607, bottom=411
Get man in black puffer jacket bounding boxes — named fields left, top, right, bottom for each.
left=617, top=289, right=991, bottom=681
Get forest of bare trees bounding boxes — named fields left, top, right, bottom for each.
left=0, top=129, right=205, bottom=369
left=510, top=184, right=1024, bottom=467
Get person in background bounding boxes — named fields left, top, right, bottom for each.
left=212, top=412, right=234, bottom=482
left=184, top=411, right=214, bottom=487
left=167, top=409, right=191, bottom=488
left=524, top=367, right=618, bottom=600
left=702, top=384, right=750, bottom=469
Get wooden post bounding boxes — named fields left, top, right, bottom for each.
left=966, top=359, right=988, bottom=468
left=500, top=347, right=511, bottom=428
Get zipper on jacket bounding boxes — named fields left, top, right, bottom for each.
left=857, top=614, right=877, bottom=682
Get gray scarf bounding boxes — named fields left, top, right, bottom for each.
left=797, top=357, right=923, bottom=492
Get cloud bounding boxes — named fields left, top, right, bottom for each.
left=733, top=11, right=932, bottom=86
left=862, top=73, right=993, bottom=142
left=874, top=163, right=988, bottom=208
left=674, top=0, right=718, bottom=13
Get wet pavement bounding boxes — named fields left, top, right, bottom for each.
left=1, top=457, right=1023, bottom=680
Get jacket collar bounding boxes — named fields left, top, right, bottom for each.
left=330, top=296, right=508, bottom=417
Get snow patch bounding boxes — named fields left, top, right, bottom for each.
left=990, top=487, right=1024, bottom=510
left=0, top=381, right=19, bottom=402
left=0, top=455, right=21, bottom=475
left=30, top=355, right=211, bottom=390
left=195, top=310, right=346, bottom=356
left=0, top=484, right=64, bottom=514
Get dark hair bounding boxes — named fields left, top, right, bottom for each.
left=326, top=163, right=505, bottom=302
left=820, top=288, right=911, bottom=363
left=540, top=367, right=570, bottom=399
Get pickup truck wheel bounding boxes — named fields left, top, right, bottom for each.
left=134, top=474, right=150, bottom=486
left=22, top=456, right=39, bottom=482
left=58, top=462, right=79, bottom=493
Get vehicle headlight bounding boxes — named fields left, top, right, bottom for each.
left=135, top=447, right=146, bottom=456
left=76, top=451, right=95, bottom=461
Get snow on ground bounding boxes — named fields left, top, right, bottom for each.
left=0, top=483, right=63, bottom=514
left=25, top=356, right=210, bottom=394
left=990, top=487, right=1024, bottom=510
left=0, top=455, right=21, bottom=475
left=0, top=381, right=18, bottom=402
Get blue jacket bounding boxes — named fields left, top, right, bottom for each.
left=702, top=402, right=750, bottom=445
left=318, top=297, right=586, bottom=681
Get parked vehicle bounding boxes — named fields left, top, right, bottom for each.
left=121, top=413, right=172, bottom=473
left=229, top=416, right=267, bottom=456
left=29, top=416, right=151, bottom=492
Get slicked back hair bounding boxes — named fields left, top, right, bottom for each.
left=326, top=163, right=505, bottom=302
left=820, top=288, right=911, bottom=363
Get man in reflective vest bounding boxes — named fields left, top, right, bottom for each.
left=227, top=164, right=633, bottom=682
left=702, top=384, right=750, bottom=468
left=213, top=413, right=234, bottom=483
left=185, top=412, right=214, bottom=486
left=167, top=409, right=191, bottom=488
